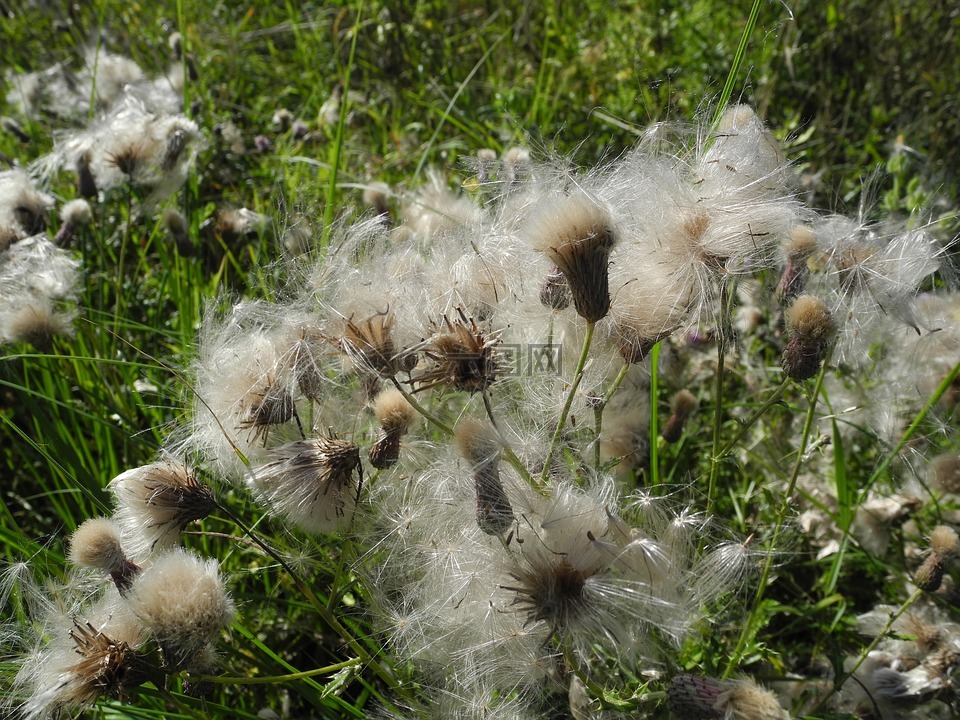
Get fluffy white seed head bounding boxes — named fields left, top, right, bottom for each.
left=372, top=387, right=418, bottom=434
left=930, top=525, right=960, bottom=561
left=68, top=518, right=127, bottom=574
left=0, top=299, right=74, bottom=348
left=127, top=548, right=233, bottom=670
left=251, top=436, right=362, bottom=534
left=528, top=191, right=617, bottom=322
left=109, top=460, right=217, bottom=559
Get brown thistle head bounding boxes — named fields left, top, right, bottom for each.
left=341, top=310, right=407, bottom=378
left=66, top=621, right=153, bottom=705
left=414, top=308, right=500, bottom=394
left=237, top=373, right=296, bottom=441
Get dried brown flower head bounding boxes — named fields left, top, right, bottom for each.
left=414, top=308, right=500, bottom=394
left=253, top=435, right=362, bottom=533
left=505, top=557, right=588, bottom=630
left=65, top=621, right=152, bottom=706
left=237, top=374, right=297, bottom=442
left=341, top=310, right=404, bottom=378
left=110, top=461, right=217, bottom=554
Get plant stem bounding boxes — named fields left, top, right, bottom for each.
left=706, top=288, right=732, bottom=515
left=198, top=658, right=361, bottom=685
left=649, top=341, right=661, bottom=486
left=723, top=359, right=829, bottom=678
left=214, top=503, right=403, bottom=696
left=716, top=379, right=789, bottom=460
left=813, top=587, right=923, bottom=714
left=541, top=320, right=595, bottom=484
left=388, top=377, right=453, bottom=435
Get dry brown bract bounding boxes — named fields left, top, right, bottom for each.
left=413, top=308, right=500, bottom=394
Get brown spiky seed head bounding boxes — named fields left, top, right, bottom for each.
left=341, top=311, right=400, bottom=377
left=415, top=309, right=500, bottom=393
left=931, top=525, right=960, bottom=561
left=115, top=462, right=217, bottom=532
left=530, top=192, right=616, bottom=323
left=67, top=621, right=153, bottom=706
left=237, top=376, right=295, bottom=440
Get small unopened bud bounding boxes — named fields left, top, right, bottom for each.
left=781, top=295, right=835, bottom=381
left=539, top=264, right=571, bottom=310
left=368, top=388, right=418, bottom=469
left=775, top=225, right=817, bottom=304
left=915, top=552, right=945, bottom=592
left=69, top=518, right=141, bottom=594
left=455, top=418, right=514, bottom=536
left=666, top=674, right=725, bottom=719
left=662, top=389, right=697, bottom=443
